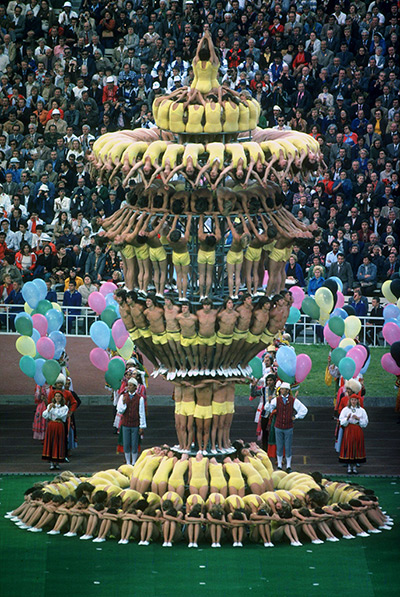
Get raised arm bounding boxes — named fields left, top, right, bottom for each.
left=184, top=214, right=193, bottom=242
left=213, top=214, right=222, bottom=242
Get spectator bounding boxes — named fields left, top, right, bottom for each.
left=85, top=245, right=106, bottom=283
left=63, top=279, right=82, bottom=333
left=307, top=266, right=325, bottom=297
left=366, top=297, right=384, bottom=345
left=329, top=253, right=354, bottom=294
left=356, top=255, right=377, bottom=296
left=348, top=288, right=368, bottom=317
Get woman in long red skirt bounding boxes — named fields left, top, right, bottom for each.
left=339, top=394, right=369, bottom=475
left=42, top=391, right=69, bottom=470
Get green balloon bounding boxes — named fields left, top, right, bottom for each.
left=249, top=357, right=263, bottom=379
left=36, top=299, right=52, bottom=315
left=105, top=370, right=123, bottom=390
left=15, top=314, right=33, bottom=336
left=19, top=355, right=36, bottom=378
left=108, top=357, right=125, bottom=379
left=277, top=366, right=295, bottom=385
left=328, top=316, right=345, bottom=337
left=331, top=347, right=346, bottom=366
left=108, top=335, right=117, bottom=351
left=42, top=360, right=61, bottom=386
left=302, top=297, right=320, bottom=320
left=338, top=357, right=356, bottom=380
left=101, top=307, right=119, bottom=328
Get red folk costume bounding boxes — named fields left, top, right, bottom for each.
left=42, top=402, right=69, bottom=462
left=338, top=395, right=368, bottom=464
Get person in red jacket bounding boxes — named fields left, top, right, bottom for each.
left=15, top=242, right=37, bottom=282
left=102, top=76, right=118, bottom=104
left=47, top=374, right=78, bottom=462
left=0, top=231, right=8, bottom=264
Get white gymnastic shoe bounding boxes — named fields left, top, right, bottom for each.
left=192, top=543, right=198, bottom=548
left=343, top=535, right=355, bottom=539
left=368, top=529, right=382, bottom=534
left=326, top=537, right=339, bottom=542
left=357, top=532, right=369, bottom=538
left=162, top=541, right=169, bottom=547
left=80, top=534, right=93, bottom=540
left=311, top=539, right=324, bottom=544
left=29, top=528, right=42, bottom=533
left=47, top=530, right=60, bottom=535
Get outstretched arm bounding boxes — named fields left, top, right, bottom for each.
left=165, top=163, right=185, bottom=184
left=211, top=164, right=234, bottom=190
left=213, top=214, right=222, bottom=241
left=148, top=213, right=168, bottom=238
left=184, top=214, right=193, bottom=242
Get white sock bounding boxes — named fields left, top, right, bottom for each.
left=124, top=453, right=131, bottom=465
left=277, top=455, right=283, bottom=468
left=131, top=452, right=138, bottom=464
left=286, top=456, right=292, bottom=468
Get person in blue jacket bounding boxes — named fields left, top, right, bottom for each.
left=63, top=280, right=82, bottom=333
left=307, top=266, right=325, bottom=296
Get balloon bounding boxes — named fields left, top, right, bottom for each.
left=16, top=335, right=36, bottom=357
left=382, top=280, right=397, bottom=304
left=276, top=345, right=297, bottom=377
left=331, top=307, right=348, bottom=320
left=32, top=313, right=48, bottom=337
left=335, top=292, right=345, bottom=309
left=90, top=320, right=111, bottom=350
left=381, top=353, right=400, bottom=375
left=19, top=355, right=36, bottom=378
left=397, top=298, right=400, bottom=310
left=343, top=305, right=356, bottom=317
left=108, top=335, right=117, bottom=352
left=42, top=360, right=61, bottom=385
left=318, top=308, right=330, bottom=326
left=323, top=325, right=341, bottom=348
left=290, top=286, right=305, bottom=309
left=24, top=302, right=34, bottom=315
left=302, top=297, right=320, bottom=319
left=360, top=354, right=371, bottom=375
left=383, top=322, right=400, bottom=345
left=383, top=304, right=400, bottom=321
left=49, top=331, right=67, bottom=360
left=344, top=315, right=361, bottom=339
left=286, top=306, right=301, bottom=324
left=46, top=308, right=64, bottom=333
left=295, top=354, right=312, bottom=383
left=339, top=337, right=356, bottom=350
left=34, top=358, right=46, bottom=386
left=90, top=348, right=110, bottom=372
left=331, top=347, right=346, bottom=366
left=108, top=357, right=126, bottom=380
left=101, top=306, right=119, bottom=328
left=51, top=302, right=62, bottom=312
left=15, top=312, right=33, bottom=336
left=338, top=357, right=356, bottom=380
left=249, top=357, right=263, bottom=379
left=32, top=278, right=47, bottom=301
left=112, top=319, right=129, bottom=349
left=323, top=278, right=338, bottom=293
left=277, top=366, right=295, bottom=385
left=315, top=287, right=334, bottom=313
left=105, top=370, right=123, bottom=390
left=31, top=328, right=40, bottom=344
left=353, top=344, right=367, bottom=362
left=21, top=281, right=40, bottom=309
left=36, top=299, right=52, bottom=315
left=117, top=337, right=134, bottom=361
left=88, top=291, right=106, bottom=315
left=358, top=343, right=370, bottom=368
left=99, top=282, right=118, bottom=297
left=328, top=316, right=345, bottom=337
left=37, top=337, right=55, bottom=360
left=390, top=341, right=400, bottom=368
left=105, top=293, right=119, bottom=310
left=347, top=347, right=365, bottom=369
left=263, top=270, right=269, bottom=286
left=329, top=276, right=343, bottom=292
left=390, top=279, right=400, bottom=299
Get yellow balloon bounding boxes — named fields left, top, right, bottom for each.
left=16, top=335, right=36, bottom=357
left=318, top=308, right=330, bottom=325
left=339, top=337, right=356, bottom=349
left=117, top=337, right=134, bottom=360
left=52, top=302, right=62, bottom=312
left=24, top=302, right=33, bottom=315
left=344, top=315, right=361, bottom=339
left=315, top=287, right=334, bottom=313
left=382, top=280, right=397, bottom=304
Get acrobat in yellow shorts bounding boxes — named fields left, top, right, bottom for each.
left=135, top=245, right=150, bottom=260
left=245, top=246, right=262, bottom=262
left=194, top=404, right=213, bottom=420
left=139, top=327, right=152, bottom=339
left=152, top=330, right=169, bottom=345
left=212, top=401, right=227, bottom=416
left=198, top=249, right=215, bottom=265
left=216, top=331, right=233, bottom=345
left=246, top=331, right=262, bottom=344
left=167, top=329, right=180, bottom=342
left=260, top=328, right=276, bottom=345
left=174, top=401, right=182, bottom=415
left=197, top=333, right=217, bottom=346
left=263, top=240, right=276, bottom=255
left=180, top=334, right=198, bottom=347
left=270, top=246, right=291, bottom=263
left=180, top=401, right=195, bottom=417
left=233, top=327, right=248, bottom=341
left=121, top=244, right=136, bottom=260
left=129, top=327, right=141, bottom=342
left=149, top=246, right=167, bottom=262
left=225, top=401, right=235, bottom=414
left=226, top=250, right=243, bottom=265
left=172, top=251, right=190, bottom=267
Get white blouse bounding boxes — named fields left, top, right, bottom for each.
left=42, top=404, right=69, bottom=422
left=339, top=406, right=368, bottom=428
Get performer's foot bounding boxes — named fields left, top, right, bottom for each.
left=210, top=369, right=216, bottom=377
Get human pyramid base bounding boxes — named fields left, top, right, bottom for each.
left=6, top=441, right=393, bottom=549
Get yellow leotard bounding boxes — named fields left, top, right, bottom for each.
left=248, top=456, right=271, bottom=480
left=156, top=99, right=173, bottom=130
left=248, top=99, right=259, bottom=129
left=138, top=455, right=163, bottom=481
left=216, top=331, right=233, bottom=345
left=269, top=245, right=291, bottom=263
left=204, top=103, right=222, bottom=133
left=122, top=142, right=149, bottom=165
left=182, top=143, right=205, bottom=168
left=149, top=246, right=167, bottom=262
left=263, top=240, right=276, bottom=254
left=239, top=462, right=264, bottom=486
left=168, top=459, right=189, bottom=489
left=255, top=450, right=274, bottom=477
left=109, top=140, right=132, bottom=163
left=161, top=144, right=185, bottom=168
left=225, top=400, right=235, bottom=414
left=243, top=142, right=265, bottom=164
left=134, top=245, right=150, bottom=261
left=152, top=456, right=175, bottom=485
left=143, top=141, right=168, bottom=166
left=225, top=495, right=245, bottom=510
left=225, top=143, right=247, bottom=169
left=209, top=462, right=227, bottom=491
left=276, top=139, right=298, bottom=159
left=260, top=140, right=286, bottom=160
left=224, top=462, right=245, bottom=490
left=210, top=62, right=219, bottom=89
left=192, top=60, right=214, bottom=94
left=260, top=328, right=275, bottom=345
left=206, top=142, right=224, bottom=169
left=238, top=102, right=250, bottom=131
left=186, top=104, right=204, bottom=134
left=243, top=494, right=265, bottom=510
left=232, top=327, right=248, bottom=341
left=198, top=248, right=215, bottom=265
left=166, top=329, right=180, bottom=342
left=189, top=457, right=208, bottom=488
left=152, top=330, right=168, bottom=345
left=222, top=101, right=239, bottom=132
left=169, top=103, right=185, bottom=133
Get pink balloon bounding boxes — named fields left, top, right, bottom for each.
left=36, top=337, right=55, bottom=359
left=353, top=344, right=367, bottom=362
left=32, top=313, right=48, bottom=337
left=90, top=347, right=110, bottom=372
left=382, top=322, right=400, bottom=346
left=262, top=270, right=269, bottom=286
left=99, top=282, right=118, bottom=297
left=88, top=291, right=106, bottom=315
left=335, top=291, right=345, bottom=309
left=381, top=353, right=400, bottom=375
left=323, top=325, right=341, bottom=348
left=290, top=286, right=305, bottom=309
left=112, top=319, right=129, bottom=349
left=295, top=353, right=312, bottom=383
left=347, top=347, right=365, bottom=368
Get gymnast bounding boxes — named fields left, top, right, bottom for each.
left=195, top=142, right=225, bottom=186
left=198, top=214, right=221, bottom=298
left=166, top=215, right=192, bottom=301
left=225, top=216, right=250, bottom=299
left=211, top=143, right=248, bottom=189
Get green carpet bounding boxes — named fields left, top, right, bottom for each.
left=1, top=476, right=399, bottom=597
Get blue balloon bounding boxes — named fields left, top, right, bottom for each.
left=90, top=320, right=111, bottom=350
left=105, top=293, right=118, bottom=310
left=276, top=345, right=297, bottom=377
left=343, top=345, right=353, bottom=353
left=329, top=276, right=343, bottom=292
left=32, top=278, right=47, bottom=301
left=22, top=281, right=40, bottom=309
left=385, top=318, right=399, bottom=325
left=331, top=308, right=348, bottom=320
left=31, top=328, right=40, bottom=344
left=384, top=304, right=400, bottom=321
left=34, top=358, right=46, bottom=386
left=46, top=308, right=64, bottom=333
left=287, top=306, right=301, bottom=324
left=49, top=331, right=66, bottom=360
left=360, top=354, right=371, bottom=375
left=114, top=303, right=121, bottom=318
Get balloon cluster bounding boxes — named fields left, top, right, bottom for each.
left=15, top=279, right=66, bottom=386
left=301, top=278, right=347, bottom=325
left=275, top=345, right=312, bottom=385
left=380, top=289, right=400, bottom=375
left=286, top=286, right=304, bottom=324
left=88, top=282, right=133, bottom=389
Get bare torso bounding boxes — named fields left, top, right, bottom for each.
left=129, top=303, right=148, bottom=329
left=164, top=304, right=181, bottom=332
left=144, top=306, right=166, bottom=334
left=197, top=308, right=217, bottom=337
left=250, top=307, right=270, bottom=335
left=177, top=312, right=198, bottom=337
left=119, top=302, right=135, bottom=330
left=235, top=303, right=253, bottom=331
left=218, top=309, right=239, bottom=335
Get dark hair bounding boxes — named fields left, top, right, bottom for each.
left=170, top=229, right=181, bottom=242
left=171, top=199, right=184, bottom=214
left=93, top=490, right=108, bottom=504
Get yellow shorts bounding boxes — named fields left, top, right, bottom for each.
left=135, top=245, right=150, bottom=260
left=174, top=401, right=182, bottom=415
left=260, top=329, right=275, bottom=345
left=226, top=250, right=243, bottom=265
left=194, top=404, right=213, bottom=420
left=263, top=241, right=276, bottom=254
left=197, top=334, right=217, bottom=346
left=129, top=328, right=141, bottom=341
left=139, top=327, right=152, bottom=339
left=247, top=331, right=262, bottom=344
left=198, top=249, right=215, bottom=265
left=270, top=246, right=289, bottom=263
left=149, top=246, right=167, bottom=262
left=166, top=330, right=180, bottom=342
left=233, top=327, right=248, bottom=341
left=212, top=401, right=227, bottom=416
left=180, top=401, right=195, bottom=417
left=245, top=246, right=262, bottom=262
left=216, top=331, right=233, bottom=345
left=152, top=331, right=168, bottom=345
left=225, top=401, right=235, bottom=414
left=180, top=334, right=198, bottom=347
left=122, top=244, right=135, bottom=260
left=172, top=251, right=190, bottom=267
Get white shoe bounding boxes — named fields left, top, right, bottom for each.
left=205, top=369, right=210, bottom=376
left=343, top=535, right=354, bottom=539
left=326, top=537, right=339, bottom=542
left=215, top=543, right=221, bottom=548
left=236, top=542, right=243, bottom=547
left=10, top=517, right=20, bottom=522
left=233, top=542, right=238, bottom=547
left=162, top=541, right=169, bottom=547
left=65, top=532, right=77, bottom=537
left=202, top=449, right=208, bottom=456
left=4, top=513, right=14, bottom=519
left=211, top=543, right=217, bottom=548
left=210, top=369, right=216, bottom=377
left=138, top=541, right=144, bottom=545
left=47, top=530, right=60, bottom=535
left=30, top=528, right=42, bottom=533
left=143, top=540, right=150, bottom=545
left=94, top=538, right=106, bottom=543
left=210, top=449, right=218, bottom=454
left=268, top=542, right=274, bottom=547
left=192, top=542, right=198, bottom=548
left=379, top=525, right=392, bottom=531
left=80, top=535, right=92, bottom=540
left=188, top=543, right=193, bottom=548
left=357, top=532, right=369, bottom=538
left=368, top=529, right=382, bottom=534
left=18, top=524, right=29, bottom=529
left=311, top=539, right=323, bottom=544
